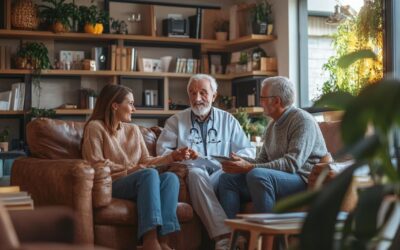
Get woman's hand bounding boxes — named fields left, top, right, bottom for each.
left=171, top=147, right=198, bottom=161
left=127, top=164, right=146, bottom=174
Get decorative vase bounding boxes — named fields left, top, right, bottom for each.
left=84, top=23, right=104, bottom=34
left=215, top=32, right=228, bottom=41
left=11, top=0, right=39, bottom=30
left=0, top=142, right=9, bottom=152
left=160, top=56, right=173, bottom=72
left=267, top=24, right=274, bottom=35
left=52, top=22, right=68, bottom=33
left=252, top=21, right=267, bottom=34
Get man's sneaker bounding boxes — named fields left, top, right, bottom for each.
left=215, top=238, right=230, bottom=250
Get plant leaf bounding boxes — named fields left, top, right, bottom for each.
left=300, top=161, right=365, bottom=250
left=337, top=49, right=377, bottom=69
left=313, top=91, right=355, bottom=110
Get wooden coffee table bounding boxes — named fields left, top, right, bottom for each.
left=225, top=219, right=301, bottom=250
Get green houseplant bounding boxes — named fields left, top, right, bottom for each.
left=78, top=5, right=109, bottom=34
left=275, top=50, right=400, bottom=250
left=321, top=0, right=383, bottom=97
left=214, top=19, right=229, bottom=41
left=30, top=107, right=56, bottom=118
left=38, top=0, right=77, bottom=33
left=252, top=0, right=272, bottom=34
left=15, top=42, right=51, bottom=70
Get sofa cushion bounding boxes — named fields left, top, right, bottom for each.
left=94, top=199, right=193, bottom=226
left=27, top=118, right=85, bottom=159
left=318, top=121, right=343, bottom=156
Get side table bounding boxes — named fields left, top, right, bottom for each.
left=225, top=219, right=301, bottom=250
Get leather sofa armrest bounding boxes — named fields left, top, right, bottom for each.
left=158, top=163, right=190, bottom=203
left=91, top=163, right=112, bottom=208
left=11, top=157, right=95, bottom=243
left=10, top=207, right=75, bottom=244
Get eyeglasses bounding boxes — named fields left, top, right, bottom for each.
left=259, top=95, right=277, bottom=100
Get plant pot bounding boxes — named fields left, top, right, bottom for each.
left=323, top=111, right=344, bottom=122
left=84, top=23, right=104, bottom=35
left=215, top=31, right=228, bottom=41
left=0, top=142, right=9, bottom=152
left=15, top=57, right=28, bottom=69
left=267, top=24, right=274, bottom=35
left=52, top=22, right=68, bottom=33
left=252, top=21, right=267, bottom=34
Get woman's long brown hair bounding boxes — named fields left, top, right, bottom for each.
left=84, top=84, right=132, bottom=136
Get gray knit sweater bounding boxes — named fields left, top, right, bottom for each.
left=248, top=106, right=328, bottom=180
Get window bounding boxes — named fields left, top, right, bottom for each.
left=299, top=0, right=384, bottom=107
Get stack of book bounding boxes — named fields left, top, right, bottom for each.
left=175, top=58, right=201, bottom=74
left=0, top=45, right=11, bottom=70
left=0, top=186, right=34, bottom=211
left=109, top=45, right=138, bottom=72
left=0, top=82, right=25, bottom=111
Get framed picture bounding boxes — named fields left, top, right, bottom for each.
left=142, top=58, right=162, bottom=72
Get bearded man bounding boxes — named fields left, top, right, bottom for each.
left=156, top=74, right=255, bottom=250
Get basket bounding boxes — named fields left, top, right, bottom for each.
left=11, top=0, right=39, bottom=30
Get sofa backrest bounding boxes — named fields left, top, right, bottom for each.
left=26, top=118, right=343, bottom=160
left=27, top=118, right=161, bottom=159
left=318, top=120, right=343, bottom=156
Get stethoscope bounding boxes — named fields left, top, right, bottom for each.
left=188, top=108, right=221, bottom=146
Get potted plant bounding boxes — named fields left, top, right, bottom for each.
left=214, top=19, right=229, bottom=41
left=0, top=127, right=10, bottom=152
left=252, top=0, right=272, bottom=34
left=38, top=0, right=77, bottom=33
left=275, top=50, right=400, bottom=249
left=78, top=5, right=109, bottom=35
left=15, top=42, right=51, bottom=70
left=30, top=107, right=56, bottom=118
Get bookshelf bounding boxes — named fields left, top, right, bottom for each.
left=0, top=1, right=278, bottom=147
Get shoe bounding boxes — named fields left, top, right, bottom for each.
left=215, top=238, right=230, bottom=250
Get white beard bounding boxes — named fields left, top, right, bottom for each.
left=192, top=104, right=211, bottom=117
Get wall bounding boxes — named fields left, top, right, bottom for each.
left=261, top=0, right=299, bottom=105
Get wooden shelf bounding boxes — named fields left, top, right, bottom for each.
left=0, top=69, right=277, bottom=80
left=53, top=109, right=181, bottom=116
left=0, top=111, right=25, bottom=115
left=230, top=106, right=264, bottom=115
left=0, top=30, right=275, bottom=51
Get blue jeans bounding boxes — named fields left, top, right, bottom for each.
left=112, top=168, right=180, bottom=238
left=218, top=168, right=306, bottom=219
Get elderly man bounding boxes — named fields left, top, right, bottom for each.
left=218, top=76, right=328, bottom=218
left=156, top=74, right=255, bottom=250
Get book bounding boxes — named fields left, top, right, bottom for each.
left=0, top=46, right=5, bottom=69
left=121, top=47, right=127, bottom=71
left=0, top=90, right=11, bottom=110
left=130, top=48, right=137, bottom=71
left=238, top=212, right=348, bottom=225
left=115, top=47, right=122, bottom=71
left=110, top=45, right=116, bottom=71
left=0, top=186, right=20, bottom=193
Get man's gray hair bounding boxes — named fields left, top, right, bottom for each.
left=262, top=76, right=295, bottom=108
left=187, top=74, right=218, bottom=93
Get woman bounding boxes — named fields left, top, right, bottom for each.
left=82, top=84, right=196, bottom=250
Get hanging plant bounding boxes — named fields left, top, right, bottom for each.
left=321, top=0, right=383, bottom=97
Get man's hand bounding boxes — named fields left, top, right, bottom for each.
left=171, top=147, right=198, bottom=161
left=221, top=153, right=254, bottom=174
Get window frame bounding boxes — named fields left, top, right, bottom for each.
left=298, top=0, right=399, bottom=108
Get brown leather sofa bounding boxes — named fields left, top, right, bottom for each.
left=11, top=118, right=202, bottom=250
left=11, top=118, right=352, bottom=250
left=0, top=202, right=110, bottom=250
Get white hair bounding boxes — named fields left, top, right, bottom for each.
left=261, top=76, right=295, bottom=108
left=187, top=74, right=218, bottom=94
